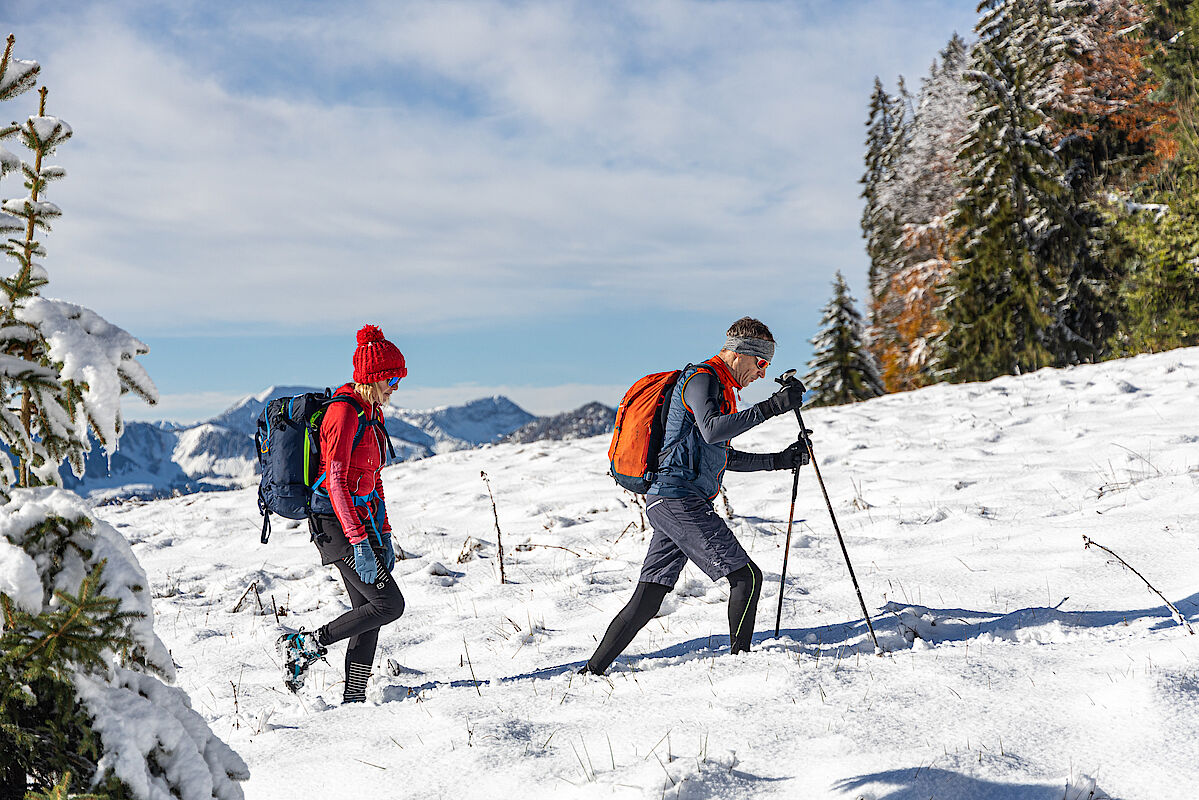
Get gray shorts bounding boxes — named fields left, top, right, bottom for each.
left=640, top=495, right=750, bottom=586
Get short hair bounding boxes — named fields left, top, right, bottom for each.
left=726, top=316, right=774, bottom=342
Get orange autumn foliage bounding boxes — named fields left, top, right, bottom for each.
left=875, top=217, right=954, bottom=393
left=1057, top=0, right=1177, bottom=180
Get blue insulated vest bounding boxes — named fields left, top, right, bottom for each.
left=649, top=364, right=729, bottom=500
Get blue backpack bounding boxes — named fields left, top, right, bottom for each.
left=255, top=390, right=396, bottom=543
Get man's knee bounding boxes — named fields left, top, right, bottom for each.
left=747, top=560, right=763, bottom=591
left=727, top=561, right=763, bottom=597
left=621, top=581, right=670, bottom=627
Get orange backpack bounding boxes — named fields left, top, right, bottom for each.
left=608, top=364, right=713, bottom=493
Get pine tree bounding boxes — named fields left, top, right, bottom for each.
left=893, top=35, right=972, bottom=227
left=0, top=34, right=248, bottom=799
left=1109, top=0, right=1199, bottom=351
left=1045, top=0, right=1176, bottom=364
left=862, top=76, right=917, bottom=384
left=861, top=78, right=903, bottom=323
left=1116, top=192, right=1199, bottom=350
left=1, top=545, right=140, bottom=800
left=938, top=0, right=1081, bottom=382
left=804, top=272, right=884, bottom=407
left=1143, top=0, right=1199, bottom=106
left=861, top=78, right=893, bottom=276
left=0, top=78, right=155, bottom=494
left=874, top=34, right=971, bottom=390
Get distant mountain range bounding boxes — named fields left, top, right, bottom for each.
left=61, top=387, right=613, bottom=502
left=502, top=402, right=616, bottom=444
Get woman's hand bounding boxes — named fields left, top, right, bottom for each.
left=351, top=541, right=378, bottom=584
left=380, top=532, right=396, bottom=572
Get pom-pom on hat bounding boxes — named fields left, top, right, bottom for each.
left=353, top=324, right=407, bottom=384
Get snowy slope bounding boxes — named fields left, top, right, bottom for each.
left=97, top=349, right=1199, bottom=799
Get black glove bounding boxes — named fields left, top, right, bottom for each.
left=756, top=382, right=805, bottom=419
left=772, top=440, right=811, bottom=470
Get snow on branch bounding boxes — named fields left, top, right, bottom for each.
left=1, top=487, right=250, bottom=797
left=76, top=667, right=250, bottom=800
left=1106, top=192, right=1169, bottom=220
left=0, top=143, right=18, bottom=176
left=17, top=296, right=158, bottom=450
left=0, top=35, right=39, bottom=100
left=25, top=115, right=71, bottom=148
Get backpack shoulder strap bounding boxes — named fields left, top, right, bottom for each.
left=689, top=361, right=719, bottom=385
left=326, top=395, right=371, bottom=448
left=325, top=393, right=365, bottom=414
left=677, top=362, right=722, bottom=406
left=325, top=394, right=396, bottom=463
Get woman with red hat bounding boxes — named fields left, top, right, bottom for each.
left=277, top=324, right=409, bottom=703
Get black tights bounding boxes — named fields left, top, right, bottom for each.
left=727, top=561, right=763, bottom=654
left=585, top=561, right=763, bottom=674
left=317, top=548, right=405, bottom=702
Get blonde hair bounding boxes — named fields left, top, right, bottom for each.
left=354, top=382, right=386, bottom=407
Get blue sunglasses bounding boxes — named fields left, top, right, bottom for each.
left=387, top=375, right=402, bottom=388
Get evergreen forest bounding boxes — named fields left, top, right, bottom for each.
left=858, top=0, right=1199, bottom=395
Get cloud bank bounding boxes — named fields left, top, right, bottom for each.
left=9, top=0, right=979, bottom=341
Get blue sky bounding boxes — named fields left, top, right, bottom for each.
left=4, top=0, right=981, bottom=422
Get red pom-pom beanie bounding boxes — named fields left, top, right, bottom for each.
left=353, top=324, right=407, bottom=384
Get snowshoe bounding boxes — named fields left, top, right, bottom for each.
left=276, top=629, right=327, bottom=693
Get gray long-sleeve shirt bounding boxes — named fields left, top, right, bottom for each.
left=681, top=370, right=775, bottom=472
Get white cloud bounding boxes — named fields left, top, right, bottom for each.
left=121, top=390, right=250, bottom=426
left=7, top=0, right=977, bottom=338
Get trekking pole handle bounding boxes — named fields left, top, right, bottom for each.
left=774, top=369, right=804, bottom=392
left=774, top=370, right=811, bottom=451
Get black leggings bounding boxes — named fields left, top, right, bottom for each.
left=317, top=546, right=405, bottom=701
left=727, top=561, right=763, bottom=654
left=585, top=561, right=763, bottom=674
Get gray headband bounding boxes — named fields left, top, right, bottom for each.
left=725, top=336, right=775, bottom=362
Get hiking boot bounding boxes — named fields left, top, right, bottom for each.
left=276, top=629, right=328, bottom=693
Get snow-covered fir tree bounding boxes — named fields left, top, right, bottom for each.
left=0, top=64, right=156, bottom=492
left=0, top=34, right=248, bottom=800
left=803, top=272, right=884, bottom=407
left=870, top=34, right=971, bottom=391
left=892, top=35, right=971, bottom=230
left=862, top=76, right=912, bottom=354
left=937, top=0, right=1082, bottom=382
left=861, top=78, right=904, bottom=310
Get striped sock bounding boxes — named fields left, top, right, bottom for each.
left=344, top=661, right=371, bottom=704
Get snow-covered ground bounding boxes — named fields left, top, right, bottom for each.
left=100, top=349, right=1199, bottom=800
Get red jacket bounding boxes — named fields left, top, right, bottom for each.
left=320, top=384, right=391, bottom=545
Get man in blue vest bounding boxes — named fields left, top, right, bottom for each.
left=582, top=317, right=808, bottom=675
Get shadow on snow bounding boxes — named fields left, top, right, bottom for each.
left=378, top=592, right=1199, bottom=699
left=834, top=767, right=1118, bottom=800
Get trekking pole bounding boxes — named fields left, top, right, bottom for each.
left=771, top=370, right=883, bottom=654
left=773, top=439, right=802, bottom=638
